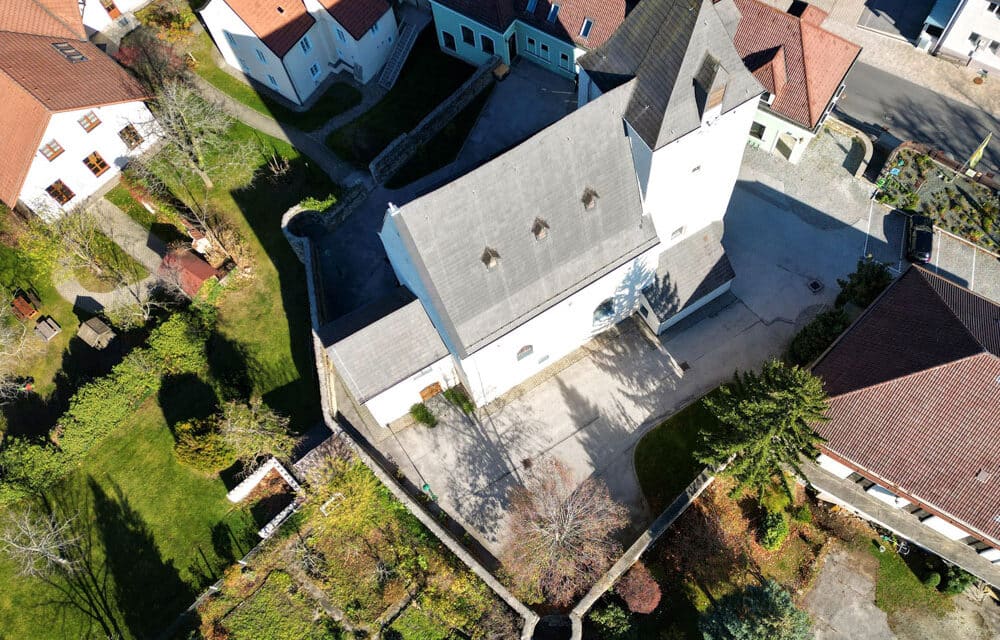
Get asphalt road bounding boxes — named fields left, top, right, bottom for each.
left=836, top=61, right=1000, bottom=174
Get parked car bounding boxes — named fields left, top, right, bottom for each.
left=906, top=214, right=933, bottom=263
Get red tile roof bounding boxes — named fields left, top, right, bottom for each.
left=0, top=5, right=150, bottom=208
left=434, top=0, right=625, bottom=49
left=813, top=266, right=1000, bottom=544
left=0, top=0, right=87, bottom=39
left=318, top=0, right=391, bottom=41
left=220, top=0, right=315, bottom=57
left=161, top=249, right=221, bottom=298
left=732, top=0, right=860, bottom=129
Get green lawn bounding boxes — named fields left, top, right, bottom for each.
left=191, top=33, right=362, bottom=132
left=222, top=571, right=341, bottom=639
left=385, top=85, right=493, bottom=189
left=869, top=543, right=953, bottom=617
left=0, top=400, right=257, bottom=639
left=326, top=30, right=474, bottom=166
left=105, top=183, right=156, bottom=229
left=634, top=400, right=714, bottom=512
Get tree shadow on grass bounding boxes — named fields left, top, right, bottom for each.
left=206, top=331, right=254, bottom=402
left=89, top=477, right=195, bottom=639
left=157, top=372, right=218, bottom=431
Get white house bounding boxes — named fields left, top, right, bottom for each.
left=0, top=0, right=158, bottom=218
left=728, top=0, right=860, bottom=163
left=199, top=0, right=398, bottom=105
left=323, top=0, right=763, bottom=425
left=80, top=0, right=150, bottom=39
left=919, top=0, right=1000, bottom=73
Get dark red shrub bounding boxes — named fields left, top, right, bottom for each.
left=615, top=561, right=661, bottom=614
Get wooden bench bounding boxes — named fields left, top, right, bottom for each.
left=11, top=290, right=40, bottom=321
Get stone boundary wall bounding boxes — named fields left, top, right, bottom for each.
left=826, top=116, right=874, bottom=180
left=368, top=56, right=498, bottom=183
left=568, top=469, right=717, bottom=639
left=282, top=208, right=540, bottom=639
left=226, top=457, right=301, bottom=503
left=258, top=499, right=302, bottom=539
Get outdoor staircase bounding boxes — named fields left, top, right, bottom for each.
left=378, top=21, right=419, bottom=90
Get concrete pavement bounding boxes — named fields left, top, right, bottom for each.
left=804, top=546, right=896, bottom=640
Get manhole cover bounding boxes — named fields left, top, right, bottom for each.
left=521, top=458, right=533, bottom=469
left=679, top=361, right=691, bottom=371
left=807, top=280, right=824, bottom=294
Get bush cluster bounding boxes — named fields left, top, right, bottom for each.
left=410, top=403, right=437, bottom=427
left=615, top=562, right=661, bottom=614
left=786, top=308, right=849, bottom=367
left=588, top=603, right=635, bottom=640
left=941, top=566, right=974, bottom=595
left=443, top=386, right=475, bottom=415
left=173, top=418, right=234, bottom=472
left=759, top=510, right=790, bottom=551
left=0, top=312, right=210, bottom=503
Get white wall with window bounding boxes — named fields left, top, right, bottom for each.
left=304, top=2, right=398, bottom=85
left=80, top=0, right=151, bottom=36
left=936, top=0, right=1000, bottom=71
left=18, top=100, right=159, bottom=218
left=362, top=355, right=458, bottom=426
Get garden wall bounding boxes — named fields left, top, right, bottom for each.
left=368, top=56, right=498, bottom=183
left=226, top=457, right=301, bottom=503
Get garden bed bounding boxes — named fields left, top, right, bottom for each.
left=245, top=468, right=296, bottom=529
left=215, top=570, right=339, bottom=640
left=876, top=146, right=1000, bottom=252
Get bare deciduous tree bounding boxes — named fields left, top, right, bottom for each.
left=52, top=210, right=108, bottom=278
left=500, top=458, right=628, bottom=606
left=218, top=398, right=295, bottom=476
left=0, top=505, right=81, bottom=577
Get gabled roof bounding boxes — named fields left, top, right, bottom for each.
left=386, top=83, right=658, bottom=357
left=318, top=0, right=391, bottom=41
left=0, top=7, right=149, bottom=208
left=813, top=266, right=1000, bottom=543
left=0, top=0, right=87, bottom=39
left=579, top=0, right=762, bottom=150
left=218, top=0, right=315, bottom=57
left=642, top=222, right=735, bottom=321
left=161, top=250, right=221, bottom=298
left=321, top=287, right=450, bottom=402
left=731, top=0, right=860, bottom=129
left=432, top=0, right=625, bottom=49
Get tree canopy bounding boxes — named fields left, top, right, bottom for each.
left=696, top=360, right=828, bottom=495
left=700, top=579, right=812, bottom=640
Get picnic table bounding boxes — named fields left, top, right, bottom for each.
left=10, top=290, right=40, bottom=321
left=34, top=316, right=61, bottom=341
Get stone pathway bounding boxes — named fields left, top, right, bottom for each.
left=53, top=199, right=165, bottom=313
left=759, top=0, right=1000, bottom=118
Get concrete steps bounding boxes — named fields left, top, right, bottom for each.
left=378, top=21, right=418, bottom=90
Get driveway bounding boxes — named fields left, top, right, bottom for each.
left=804, top=545, right=894, bottom=640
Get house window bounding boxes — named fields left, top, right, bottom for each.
left=638, top=304, right=648, bottom=318
left=990, top=40, right=1000, bottom=55
left=45, top=180, right=74, bottom=205
left=309, top=63, right=321, bottom=78
left=547, top=4, right=560, bottom=22
left=336, top=28, right=347, bottom=43
left=255, top=48, right=266, bottom=63
left=371, top=21, right=379, bottom=34
left=990, top=2, right=1000, bottom=13
left=581, top=186, right=599, bottom=210
left=78, top=111, right=101, bottom=132
left=442, top=31, right=456, bottom=51
left=461, top=25, right=474, bottom=45
left=52, top=42, right=87, bottom=63
left=527, top=37, right=537, bottom=54
left=531, top=217, right=549, bottom=240
left=750, top=121, right=766, bottom=140
left=118, top=124, right=143, bottom=149
left=481, top=246, right=500, bottom=269
left=40, top=139, right=64, bottom=161
left=559, top=52, right=570, bottom=70
left=267, top=74, right=278, bottom=87
left=593, top=299, right=615, bottom=325
left=300, top=35, right=312, bottom=53
left=540, top=43, right=550, bottom=60
left=579, top=18, right=594, bottom=39
left=526, top=0, right=538, bottom=11
left=671, top=226, right=685, bottom=239
left=225, top=31, right=236, bottom=47
left=969, top=31, right=982, bottom=46
left=83, top=151, right=110, bottom=177
left=481, top=34, right=495, bottom=55
left=517, top=345, right=533, bottom=361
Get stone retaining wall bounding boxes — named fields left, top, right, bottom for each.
left=368, top=56, right=498, bottom=183
left=226, top=457, right=301, bottom=503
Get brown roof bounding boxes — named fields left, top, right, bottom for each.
left=813, top=266, right=1000, bottom=543
left=161, top=249, right=221, bottom=298
left=0, top=25, right=149, bottom=207
left=220, top=0, right=315, bottom=57
left=434, top=0, right=625, bottom=49
left=0, top=0, right=86, bottom=39
left=318, top=0, right=390, bottom=41
left=732, top=0, right=859, bottom=129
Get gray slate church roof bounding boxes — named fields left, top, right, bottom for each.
left=642, top=221, right=734, bottom=321
left=579, top=0, right=762, bottom=150
left=388, top=83, right=658, bottom=357
left=321, top=288, right=449, bottom=402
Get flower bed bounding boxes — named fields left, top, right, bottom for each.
left=876, top=147, right=1000, bottom=252
left=245, top=468, right=296, bottom=529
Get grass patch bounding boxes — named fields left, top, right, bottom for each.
left=191, top=33, right=361, bottom=131
left=326, top=30, right=474, bottom=166
left=869, top=543, right=953, bottom=617
left=634, top=400, right=714, bottom=512
left=105, top=183, right=156, bottom=229
left=70, top=230, right=149, bottom=293
left=385, top=85, right=493, bottom=188
left=0, top=399, right=257, bottom=639
left=222, top=571, right=339, bottom=639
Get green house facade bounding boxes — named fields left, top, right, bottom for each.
left=428, top=0, right=625, bottom=79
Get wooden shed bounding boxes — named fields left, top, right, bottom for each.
left=78, top=317, right=115, bottom=350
